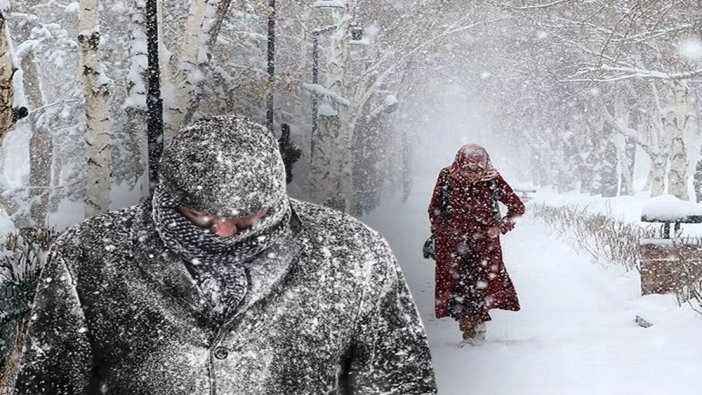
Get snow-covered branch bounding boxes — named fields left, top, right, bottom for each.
left=565, top=64, right=702, bottom=83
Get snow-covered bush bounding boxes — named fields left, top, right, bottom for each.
left=666, top=244, right=702, bottom=314
left=530, top=203, right=653, bottom=272
left=531, top=203, right=702, bottom=314
left=0, top=227, right=58, bottom=386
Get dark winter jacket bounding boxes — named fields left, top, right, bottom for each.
left=13, top=200, right=436, bottom=394
left=13, top=115, right=436, bottom=394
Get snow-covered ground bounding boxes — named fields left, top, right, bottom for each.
left=363, top=182, right=702, bottom=395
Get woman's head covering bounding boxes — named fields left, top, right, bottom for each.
left=450, top=144, right=499, bottom=183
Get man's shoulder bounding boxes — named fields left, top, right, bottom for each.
left=291, top=199, right=383, bottom=241
left=290, top=199, right=394, bottom=264
left=52, top=203, right=150, bottom=255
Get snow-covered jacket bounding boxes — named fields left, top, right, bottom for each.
left=13, top=199, right=436, bottom=394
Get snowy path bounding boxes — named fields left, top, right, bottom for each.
left=362, top=194, right=702, bottom=395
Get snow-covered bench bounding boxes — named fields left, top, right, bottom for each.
left=639, top=196, right=702, bottom=295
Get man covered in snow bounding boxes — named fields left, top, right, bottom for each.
left=13, top=115, right=436, bottom=394
left=429, top=144, right=525, bottom=345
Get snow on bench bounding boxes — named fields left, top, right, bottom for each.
left=640, top=195, right=702, bottom=238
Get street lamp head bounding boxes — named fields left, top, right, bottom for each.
left=313, top=0, right=346, bottom=9
left=351, top=25, right=363, bottom=41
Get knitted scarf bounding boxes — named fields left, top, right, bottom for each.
left=151, top=186, right=292, bottom=322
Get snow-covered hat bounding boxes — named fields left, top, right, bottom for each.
left=158, top=115, right=286, bottom=217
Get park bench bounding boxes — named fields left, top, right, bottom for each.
left=514, top=188, right=536, bottom=202
left=639, top=209, right=702, bottom=296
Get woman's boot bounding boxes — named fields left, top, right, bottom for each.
left=459, top=316, right=485, bottom=345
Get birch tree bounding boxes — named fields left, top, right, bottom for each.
left=163, top=0, right=208, bottom=140
left=78, top=0, right=112, bottom=217
left=2, top=3, right=82, bottom=227
left=665, top=82, right=691, bottom=200
left=309, top=7, right=352, bottom=209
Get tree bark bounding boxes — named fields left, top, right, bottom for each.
left=165, top=0, right=208, bottom=140
left=122, top=0, right=149, bottom=195
left=0, top=13, right=15, bottom=143
left=28, top=119, right=52, bottom=226
left=176, top=0, right=234, bottom=135
left=310, top=10, right=352, bottom=209
left=650, top=152, right=667, bottom=197
left=620, top=137, right=636, bottom=196
left=665, top=82, right=690, bottom=200
left=78, top=0, right=112, bottom=217
left=6, top=4, right=53, bottom=226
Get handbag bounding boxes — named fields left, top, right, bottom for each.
left=422, top=235, right=435, bottom=259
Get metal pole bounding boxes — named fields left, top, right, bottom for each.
left=266, top=0, right=276, bottom=134
left=146, top=0, right=163, bottom=196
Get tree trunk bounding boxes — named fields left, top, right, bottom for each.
left=665, top=82, right=690, bottom=200
left=165, top=0, right=208, bottom=139
left=0, top=13, right=15, bottom=142
left=620, top=137, right=636, bottom=196
left=401, top=130, right=411, bottom=203
left=28, top=119, right=52, bottom=226
left=310, top=10, right=352, bottom=210
left=19, top=57, right=42, bottom=106
left=651, top=153, right=667, bottom=197
left=122, top=0, right=149, bottom=196
left=311, top=110, right=342, bottom=209
left=600, top=124, right=618, bottom=197
left=179, top=0, right=233, bottom=133
left=78, top=0, right=112, bottom=217
left=328, top=10, right=353, bottom=211
left=7, top=4, right=52, bottom=226
left=157, top=0, right=176, bottom=143
left=0, top=316, right=29, bottom=393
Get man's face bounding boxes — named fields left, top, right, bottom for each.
left=178, top=207, right=269, bottom=238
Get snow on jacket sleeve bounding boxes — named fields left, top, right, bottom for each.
left=494, top=174, right=525, bottom=232
left=342, top=239, right=437, bottom=394
left=13, top=242, right=94, bottom=394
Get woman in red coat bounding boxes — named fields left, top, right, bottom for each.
left=428, top=144, right=525, bottom=343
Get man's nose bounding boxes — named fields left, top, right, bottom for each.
left=211, top=217, right=237, bottom=238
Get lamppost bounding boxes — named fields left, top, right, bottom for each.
left=146, top=0, right=163, bottom=196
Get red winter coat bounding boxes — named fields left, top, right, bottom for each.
left=428, top=168, right=525, bottom=319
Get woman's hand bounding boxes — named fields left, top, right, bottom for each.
left=486, top=226, right=501, bottom=238
left=499, top=218, right=516, bottom=234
